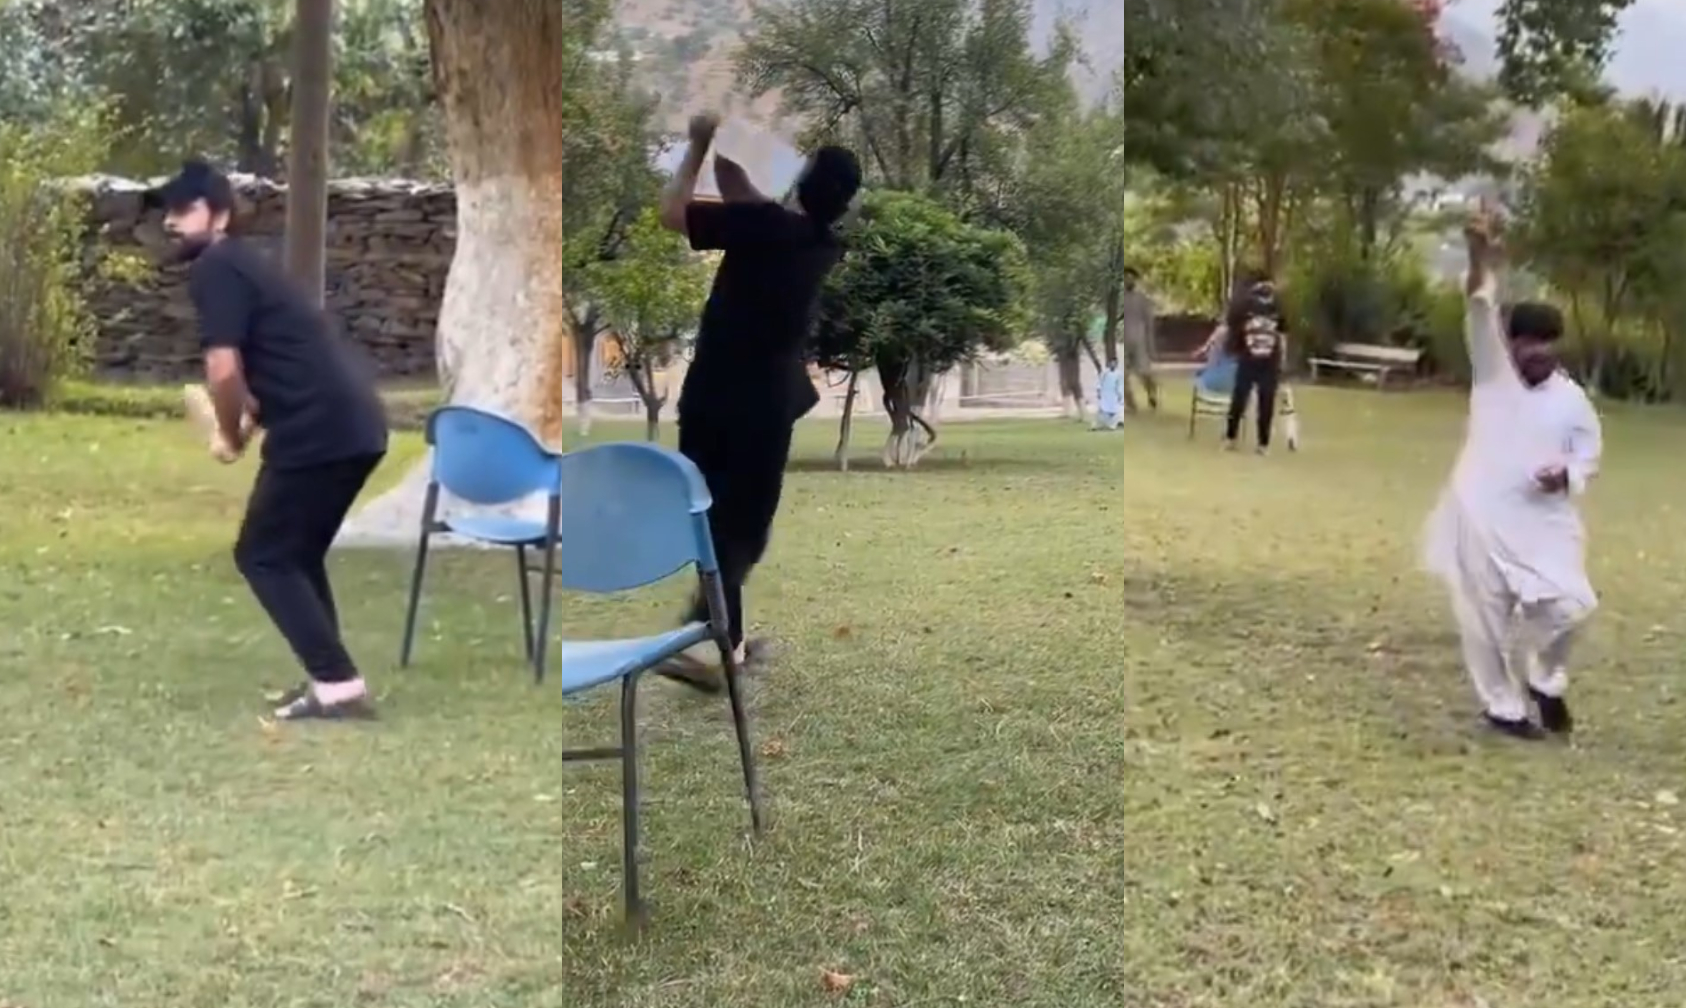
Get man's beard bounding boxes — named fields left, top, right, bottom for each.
left=169, top=233, right=215, bottom=264
left=1518, top=357, right=1556, bottom=386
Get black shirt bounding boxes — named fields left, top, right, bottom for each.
left=188, top=238, right=388, bottom=469
left=1226, top=294, right=1289, bottom=364
left=678, top=201, right=840, bottom=424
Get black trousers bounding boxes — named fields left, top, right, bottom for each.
left=234, top=453, right=383, bottom=683
left=1225, top=356, right=1281, bottom=447
left=679, top=417, right=794, bottom=650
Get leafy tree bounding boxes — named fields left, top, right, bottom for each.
left=560, top=8, right=664, bottom=433
left=581, top=207, right=711, bottom=440
left=1122, top=0, right=1298, bottom=179
left=812, top=190, right=1031, bottom=469
left=1512, top=99, right=1686, bottom=394
left=735, top=0, right=1075, bottom=215
left=0, top=108, right=116, bottom=407
left=0, top=0, right=439, bottom=179
left=1496, top=0, right=1634, bottom=107
left=1282, top=0, right=1502, bottom=261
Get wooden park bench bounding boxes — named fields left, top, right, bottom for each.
left=1308, top=342, right=1423, bottom=389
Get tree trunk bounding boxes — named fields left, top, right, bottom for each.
left=1055, top=345, right=1085, bottom=420
left=834, top=369, right=859, bottom=471
left=284, top=0, right=335, bottom=306
left=1101, top=232, right=1123, bottom=365
left=339, top=0, right=566, bottom=546
left=569, top=304, right=599, bottom=436
left=624, top=361, right=664, bottom=441
left=879, top=358, right=935, bottom=469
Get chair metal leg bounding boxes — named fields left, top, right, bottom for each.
left=720, top=638, right=764, bottom=836
left=399, top=487, right=439, bottom=668
left=532, top=499, right=561, bottom=683
left=619, top=673, right=646, bottom=925
left=514, top=543, right=535, bottom=663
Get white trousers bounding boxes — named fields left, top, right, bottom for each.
left=1092, top=409, right=1121, bottom=430
left=1442, top=525, right=1594, bottom=722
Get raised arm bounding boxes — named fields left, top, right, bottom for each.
left=713, top=154, right=771, bottom=204
left=1463, top=208, right=1515, bottom=386
left=659, top=113, right=719, bottom=235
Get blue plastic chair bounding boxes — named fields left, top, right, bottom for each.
left=556, top=441, right=762, bottom=925
left=399, top=406, right=564, bottom=680
left=1188, top=347, right=1238, bottom=438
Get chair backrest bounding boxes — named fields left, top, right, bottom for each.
left=426, top=406, right=561, bottom=505
left=559, top=442, right=716, bottom=594
left=1196, top=350, right=1238, bottom=395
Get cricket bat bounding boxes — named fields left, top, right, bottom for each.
left=183, top=383, right=258, bottom=457
left=691, top=117, right=806, bottom=203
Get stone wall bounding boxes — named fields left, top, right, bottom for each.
left=79, top=175, right=453, bottom=380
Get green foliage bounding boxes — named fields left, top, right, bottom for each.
left=0, top=109, right=112, bottom=409
left=812, top=189, right=1032, bottom=376
left=582, top=207, right=711, bottom=372
left=1512, top=98, right=1686, bottom=399
left=0, top=0, right=441, bottom=179
left=736, top=0, right=1075, bottom=217
left=51, top=379, right=439, bottom=427
left=1281, top=249, right=1464, bottom=377
left=1496, top=0, right=1634, bottom=107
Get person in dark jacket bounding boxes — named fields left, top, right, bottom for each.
left=1224, top=272, right=1290, bottom=454
left=652, top=114, right=862, bottom=692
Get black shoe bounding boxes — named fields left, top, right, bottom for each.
left=1484, top=712, right=1546, bottom=740
left=1529, top=688, right=1573, bottom=735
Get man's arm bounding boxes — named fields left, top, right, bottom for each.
left=659, top=113, right=719, bottom=235
left=713, top=155, right=771, bottom=204
left=1564, top=399, right=1603, bottom=496
left=1463, top=209, right=1514, bottom=385
left=188, top=260, right=255, bottom=455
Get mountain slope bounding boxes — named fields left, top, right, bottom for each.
left=612, top=0, right=1120, bottom=133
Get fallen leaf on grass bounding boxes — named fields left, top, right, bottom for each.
left=1657, top=790, right=1679, bottom=807
left=760, top=738, right=789, bottom=759
left=821, top=969, right=855, bottom=995
left=1255, top=802, right=1277, bottom=824
left=257, top=718, right=279, bottom=742
left=832, top=625, right=853, bottom=640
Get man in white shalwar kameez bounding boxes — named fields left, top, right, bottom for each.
left=1094, top=359, right=1124, bottom=430
left=1422, top=209, right=1602, bottom=740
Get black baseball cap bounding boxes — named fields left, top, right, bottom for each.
left=142, top=159, right=235, bottom=213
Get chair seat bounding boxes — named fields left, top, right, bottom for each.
left=559, top=623, right=713, bottom=695
left=443, top=513, right=550, bottom=545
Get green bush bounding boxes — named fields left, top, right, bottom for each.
left=0, top=110, right=112, bottom=409
left=1284, top=249, right=1465, bottom=380
left=52, top=381, right=442, bottom=430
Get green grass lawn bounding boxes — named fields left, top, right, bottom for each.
left=4, top=386, right=1686, bottom=1007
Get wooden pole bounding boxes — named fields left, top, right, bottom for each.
left=284, top=0, right=335, bottom=306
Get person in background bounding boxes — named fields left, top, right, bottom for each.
left=1093, top=358, right=1124, bottom=430
left=1119, top=267, right=1159, bottom=412
left=1223, top=270, right=1289, bottom=454
left=653, top=113, right=862, bottom=692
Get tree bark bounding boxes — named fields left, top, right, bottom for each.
left=569, top=304, right=600, bottom=436
left=624, top=362, right=664, bottom=441
left=834, top=369, right=859, bottom=471
left=879, top=358, right=936, bottom=469
left=339, top=0, right=566, bottom=545
left=1055, top=345, right=1085, bottom=419
left=284, top=0, right=335, bottom=306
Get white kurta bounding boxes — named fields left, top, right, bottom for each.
left=1421, top=278, right=1602, bottom=720
left=1097, top=367, right=1124, bottom=413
